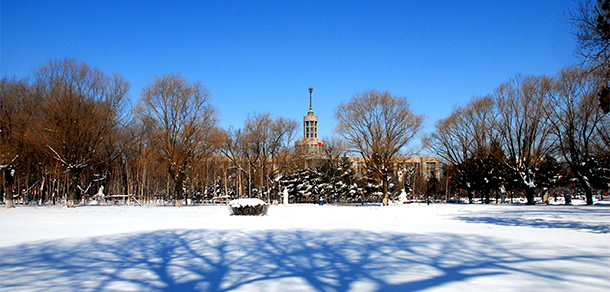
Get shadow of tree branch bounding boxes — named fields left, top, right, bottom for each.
left=456, top=207, right=610, bottom=234
left=0, top=229, right=608, bottom=291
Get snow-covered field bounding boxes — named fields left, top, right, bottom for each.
left=1, top=202, right=609, bottom=292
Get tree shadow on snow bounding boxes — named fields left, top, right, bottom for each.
left=456, top=207, right=610, bottom=234
left=0, top=229, right=608, bottom=291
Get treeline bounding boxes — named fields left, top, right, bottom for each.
left=3, top=59, right=607, bottom=208
left=1, top=59, right=134, bottom=207
left=427, top=0, right=610, bottom=206
left=428, top=67, right=609, bottom=205
left=1, top=59, right=430, bottom=208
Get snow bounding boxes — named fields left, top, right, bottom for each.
left=228, top=198, right=267, bottom=208
left=1, top=202, right=609, bottom=291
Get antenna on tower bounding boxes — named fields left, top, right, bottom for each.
left=308, top=87, right=313, bottom=111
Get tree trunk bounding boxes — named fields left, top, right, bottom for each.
left=175, top=179, right=184, bottom=207
left=577, top=175, right=594, bottom=205
left=238, top=170, right=242, bottom=199
left=39, top=176, right=47, bottom=206
left=382, top=174, right=389, bottom=206
left=224, top=169, right=228, bottom=198
left=3, top=168, right=15, bottom=208
left=262, top=170, right=268, bottom=205
left=248, top=166, right=252, bottom=198
left=484, top=189, right=490, bottom=204
left=122, top=162, right=129, bottom=197
left=585, top=187, right=593, bottom=205
left=67, top=173, right=81, bottom=208
left=526, top=187, right=535, bottom=205
left=468, top=189, right=473, bottom=204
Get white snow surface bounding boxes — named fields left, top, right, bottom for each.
left=1, top=202, right=609, bottom=291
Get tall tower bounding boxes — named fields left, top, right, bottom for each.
left=304, top=87, right=318, bottom=142
left=296, top=87, right=325, bottom=157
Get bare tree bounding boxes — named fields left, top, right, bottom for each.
left=243, top=113, right=273, bottom=200
left=597, top=108, right=610, bottom=150
left=335, top=90, right=424, bottom=205
left=267, top=116, right=299, bottom=202
left=136, top=73, right=219, bottom=207
left=220, top=113, right=298, bottom=202
left=0, top=78, right=35, bottom=208
left=269, top=117, right=299, bottom=162
left=220, top=127, right=249, bottom=198
left=33, top=59, right=129, bottom=207
left=428, top=96, right=495, bottom=168
left=427, top=95, right=496, bottom=203
left=571, top=0, right=610, bottom=72
left=493, top=75, right=555, bottom=205
left=547, top=67, right=608, bottom=205
left=317, top=135, right=350, bottom=202
left=322, top=135, right=349, bottom=170
left=570, top=0, right=610, bottom=112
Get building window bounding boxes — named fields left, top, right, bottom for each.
left=426, top=162, right=436, bottom=170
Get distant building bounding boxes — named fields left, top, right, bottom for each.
left=295, top=87, right=326, bottom=157
left=347, top=156, right=440, bottom=180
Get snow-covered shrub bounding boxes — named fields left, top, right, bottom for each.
left=229, top=198, right=268, bottom=216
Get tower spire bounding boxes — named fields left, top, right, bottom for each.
left=308, top=87, right=313, bottom=112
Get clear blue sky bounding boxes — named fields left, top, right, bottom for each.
left=1, top=0, right=578, bottom=150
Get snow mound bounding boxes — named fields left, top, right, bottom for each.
left=229, top=198, right=267, bottom=208
left=229, top=198, right=269, bottom=216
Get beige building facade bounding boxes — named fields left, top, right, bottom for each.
left=347, top=156, right=441, bottom=180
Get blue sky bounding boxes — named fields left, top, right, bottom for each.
left=2, top=0, right=578, bottom=150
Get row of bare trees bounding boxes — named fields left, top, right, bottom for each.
left=1, top=59, right=129, bottom=208
left=0, top=59, right=329, bottom=208
left=428, top=67, right=609, bottom=205
left=1, top=58, right=431, bottom=208
left=3, top=61, right=606, bottom=208
left=221, top=113, right=299, bottom=203
left=427, top=0, right=610, bottom=206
